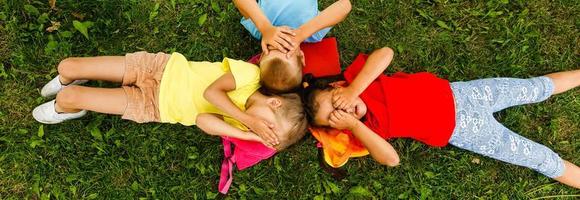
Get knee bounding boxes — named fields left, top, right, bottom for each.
left=57, top=58, right=80, bottom=79
left=56, top=85, right=82, bottom=108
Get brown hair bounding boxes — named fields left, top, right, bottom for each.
left=260, top=56, right=303, bottom=94
left=273, top=93, right=308, bottom=151
left=301, top=74, right=345, bottom=126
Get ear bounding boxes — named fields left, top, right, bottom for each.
left=266, top=97, right=283, bottom=109
left=328, top=81, right=347, bottom=88
left=258, top=51, right=266, bottom=63
left=299, top=49, right=306, bottom=67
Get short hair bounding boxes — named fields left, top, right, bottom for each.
left=273, top=93, right=308, bottom=151
left=260, top=56, right=303, bottom=94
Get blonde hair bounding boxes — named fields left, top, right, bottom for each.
left=260, top=56, right=303, bottom=94
left=272, top=93, right=308, bottom=151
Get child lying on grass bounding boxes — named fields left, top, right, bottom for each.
left=234, top=0, right=351, bottom=93
left=303, top=47, right=580, bottom=188
left=32, top=51, right=308, bottom=150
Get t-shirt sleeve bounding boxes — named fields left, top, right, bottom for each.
left=222, top=58, right=261, bottom=90
left=342, top=54, right=369, bottom=83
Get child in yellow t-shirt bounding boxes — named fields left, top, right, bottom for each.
left=32, top=51, right=307, bottom=149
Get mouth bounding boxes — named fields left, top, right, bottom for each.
left=354, top=104, right=362, bottom=118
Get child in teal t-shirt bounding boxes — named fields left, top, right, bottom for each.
left=234, top=0, right=351, bottom=55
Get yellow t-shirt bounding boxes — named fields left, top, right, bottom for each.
left=158, top=52, right=261, bottom=127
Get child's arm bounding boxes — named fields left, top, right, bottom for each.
left=204, top=72, right=279, bottom=146
left=289, top=0, right=352, bottom=54
left=332, top=47, right=394, bottom=110
left=329, top=110, right=400, bottom=166
left=233, top=0, right=296, bottom=54
left=196, top=113, right=266, bottom=144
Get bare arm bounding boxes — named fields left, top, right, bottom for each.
left=329, top=110, right=400, bottom=166
left=294, top=0, right=352, bottom=43
left=233, top=0, right=272, bottom=34
left=347, top=47, right=394, bottom=96
left=196, top=113, right=264, bottom=143
left=204, top=73, right=249, bottom=123
left=332, top=47, right=394, bottom=110
left=350, top=121, right=400, bottom=166
left=204, top=72, right=279, bottom=145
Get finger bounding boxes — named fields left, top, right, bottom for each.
left=334, top=110, right=344, bottom=118
left=333, top=100, right=340, bottom=109
left=331, top=111, right=341, bottom=121
left=261, top=42, right=269, bottom=55
left=268, top=130, right=279, bottom=144
left=329, top=118, right=338, bottom=128
left=335, top=99, right=345, bottom=109
left=279, top=33, right=295, bottom=47
left=264, top=127, right=279, bottom=144
left=346, top=107, right=355, bottom=113
left=334, top=99, right=343, bottom=108
left=342, top=101, right=350, bottom=110
left=275, top=37, right=294, bottom=51
left=339, top=101, right=348, bottom=110
left=280, top=26, right=296, bottom=35
left=332, top=90, right=340, bottom=102
left=265, top=130, right=278, bottom=143
left=329, top=114, right=338, bottom=125
left=285, top=49, right=294, bottom=59
left=332, top=95, right=340, bottom=104
left=273, top=42, right=287, bottom=53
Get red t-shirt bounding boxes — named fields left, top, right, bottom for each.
left=343, top=54, right=456, bottom=147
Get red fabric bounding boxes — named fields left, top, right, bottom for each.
left=218, top=137, right=276, bottom=194
left=343, top=54, right=456, bottom=147
left=300, top=38, right=341, bottom=76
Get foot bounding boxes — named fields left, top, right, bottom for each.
left=40, top=75, right=88, bottom=97
left=32, top=100, right=87, bottom=124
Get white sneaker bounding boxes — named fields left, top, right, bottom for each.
left=32, top=100, right=87, bottom=124
left=40, top=75, right=88, bottom=97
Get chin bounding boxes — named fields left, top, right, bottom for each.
left=354, top=104, right=367, bottom=119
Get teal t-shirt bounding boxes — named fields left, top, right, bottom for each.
left=240, top=0, right=331, bottom=43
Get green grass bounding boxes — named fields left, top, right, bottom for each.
left=0, top=0, right=578, bottom=199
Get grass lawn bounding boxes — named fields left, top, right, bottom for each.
left=0, top=0, right=579, bottom=199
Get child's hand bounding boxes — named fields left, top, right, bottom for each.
left=243, top=131, right=274, bottom=147
left=285, top=29, right=307, bottom=58
left=328, top=110, right=358, bottom=130
left=332, top=87, right=357, bottom=111
left=245, top=116, right=279, bottom=146
left=261, top=25, right=296, bottom=54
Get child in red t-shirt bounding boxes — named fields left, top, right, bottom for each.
left=302, top=47, right=580, bottom=189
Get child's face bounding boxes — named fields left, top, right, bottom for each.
left=245, top=97, right=292, bottom=140
left=313, top=88, right=367, bottom=126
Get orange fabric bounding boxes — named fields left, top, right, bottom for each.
left=310, top=127, right=368, bottom=168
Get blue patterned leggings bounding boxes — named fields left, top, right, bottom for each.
left=449, top=77, right=565, bottom=178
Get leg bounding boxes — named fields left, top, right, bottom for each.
left=449, top=115, right=573, bottom=187
left=449, top=85, right=576, bottom=188
left=58, top=56, right=126, bottom=84
left=451, top=77, right=555, bottom=113
left=55, top=85, right=127, bottom=115
left=544, top=69, right=580, bottom=95
left=554, top=161, right=580, bottom=189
